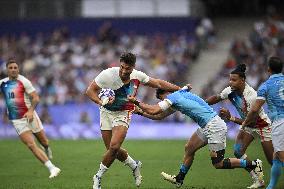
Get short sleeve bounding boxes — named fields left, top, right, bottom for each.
left=220, top=87, right=232, bottom=99
left=94, top=70, right=109, bottom=88
left=257, top=83, right=267, bottom=100
left=21, top=77, right=36, bottom=94
left=132, top=70, right=150, bottom=84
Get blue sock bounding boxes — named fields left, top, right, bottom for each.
left=266, top=159, right=283, bottom=189
left=240, top=159, right=247, bottom=168
left=180, top=164, right=190, bottom=175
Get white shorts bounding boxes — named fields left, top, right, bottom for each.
left=240, top=125, right=272, bottom=142
left=100, top=107, right=133, bottom=131
left=11, top=112, right=43, bottom=135
left=196, top=115, right=227, bottom=152
left=271, top=119, right=284, bottom=152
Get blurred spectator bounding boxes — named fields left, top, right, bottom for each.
left=40, top=105, right=53, bottom=124
left=79, top=111, right=92, bottom=125
left=201, top=17, right=284, bottom=99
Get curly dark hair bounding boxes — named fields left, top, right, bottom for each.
left=231, top=64, right=246, bottom=79
left=119, top=52, right=136, bottom=66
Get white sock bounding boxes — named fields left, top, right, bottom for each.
left=250, top=170, right=257, bottom=179
left=44, top=160, right=55, bottom=171
left=123, top=155, right=137, bottom=170
left=96, top=163, right=108, bottom=177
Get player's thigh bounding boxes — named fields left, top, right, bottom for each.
left=101, top=130, right=112, bottom=149
left=185, top=131, right=207, bottom=154
left=19, top=130, right=37, bottom=147
left=110, top=126, right=128, bottom=148
left=235, top=129, right=254, bottom=152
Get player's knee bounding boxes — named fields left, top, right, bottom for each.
left=211, top=149, right=225, bottom=168
left=109, top=143, right=121, bottom=154
left=26, top=142, right=37, bottom=151
left=233, top=144, right=243, bottom=158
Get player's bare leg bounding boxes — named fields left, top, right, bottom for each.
left=94, top=126, right=140, bottom=189
left=211, top=150, right=264, bottom=187
left=101, top=130, right=142, bottom=187
left=161, top=132, right=207, bottom=188
left=234, top=131, right=265, bottom=188
left=34, top=130, right=53, bottom=159
left=19, top=131, right=60, bottom=178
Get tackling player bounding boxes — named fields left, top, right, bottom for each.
left=128, top=87, right=264, bottom=188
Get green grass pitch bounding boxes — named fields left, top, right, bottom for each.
left=0, top=139, right=283, bottom=189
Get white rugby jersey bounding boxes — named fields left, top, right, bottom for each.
left=94, top=67, right=150, bottom=111
left=220, top=83, right=271, bottom=128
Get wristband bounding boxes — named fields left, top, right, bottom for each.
left=181, top=86, right=188, bottom=90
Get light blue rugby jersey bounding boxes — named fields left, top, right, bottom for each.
left=166, top=90, right=217, bottom=128
left=257, top=73, right=284, bottom=122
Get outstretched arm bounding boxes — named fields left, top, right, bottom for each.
left=206, top=95, right=223, bottom=105
left=242, top=99, right=265, bottom=127
left=144, top=77, right=180, bottom=92
left=128, top=96, right=171, bottom=115
left=135, top=105, right=175, bottom=120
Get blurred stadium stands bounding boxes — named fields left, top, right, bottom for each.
left=1, top=0, right=284, bottom=139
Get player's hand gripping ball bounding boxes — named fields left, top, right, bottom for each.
left=98, top=89, right=115, bottom=106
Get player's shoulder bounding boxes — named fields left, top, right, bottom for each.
left=17, top=75, right=30, bottom=82
left=0, top=77, right=9, bottom=85
left=130, top=69, right=146, bottom=76
left=103, top=67, right=119, bottom=73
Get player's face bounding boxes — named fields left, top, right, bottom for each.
left=229, top=74, right=244, bottom=91
left=7, top=63, right=19, bottom=79
left=119, top=62, right=134, bottom=80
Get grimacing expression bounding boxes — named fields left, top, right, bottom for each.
left=7, top=63, right=19, bottom=79
left=229, top=74, right=244, bottom=91
left=119, top=62, right=134, bottom=80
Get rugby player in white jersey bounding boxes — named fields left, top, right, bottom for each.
left=206, top=64, right=273, bottom=188
left=0, top=59, right=60, bottom=178
left=85, top=52, right=181, bottom=189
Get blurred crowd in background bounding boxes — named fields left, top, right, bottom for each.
left=0, top=22, right=204, bottom=105
left=0, top=19, right=215, bottom=124
left=201, top=17, right=284, bottom=98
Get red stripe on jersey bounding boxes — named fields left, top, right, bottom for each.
left=15, top=81, right=28, bottom=118
left=255, top=116, right=269, bottom=128
left=122, top=79, right=141, bottom=111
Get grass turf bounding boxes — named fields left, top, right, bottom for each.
left=0, top=139, right=283, bottom=189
